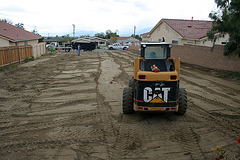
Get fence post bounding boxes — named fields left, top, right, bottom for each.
left=40, top=44, right=42, bottom=56
left=25, top=46, right=28, bottom=58
left=18, top=46, right=21, bottom=64
left=36, top=45, right=38, bottom=57
left=8, top=48, right=11, bottom=67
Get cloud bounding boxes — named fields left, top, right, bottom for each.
left=0, top=0, right=216, bottom=36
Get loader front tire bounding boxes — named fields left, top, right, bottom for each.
left=122, top=87, right=134, bottom=114
left=175, top=88, right=187, bottom=115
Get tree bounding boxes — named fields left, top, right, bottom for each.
left=62, top=34, right=74, bottom=44
left=109, top=33, right=118, bottom=44
left=207, top=0, right=240, bottom=57
left=15, top=23, right=24, bottom=29
left=105, top=30, right=113, bottom=39
left=1, top=18, right=13, bottom=24
left=80, top=35, right=90, bottom=38
left=131, top=34, right=142, bottom=41
left=95, top=32, right=105, bottom=39
left=32, top=27, right=38, bottom=34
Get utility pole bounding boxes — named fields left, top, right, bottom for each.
left=134, top=26, right=136, bottom=38
left=72, top=24, right=75, bottom=38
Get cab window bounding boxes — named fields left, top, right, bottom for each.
left=144, top=46, right=167, bottom=59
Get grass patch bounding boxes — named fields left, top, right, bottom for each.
left=0, top=66, right=9, bottom=72
left=24, top=56, right=35, bottom=63
left=48, top=49, right=57, bottom=55
left=219, top=72, right=240, bottom=80
left=41, top=49, right=58, bottom=57
left=0, top=64, right=17, bottom=72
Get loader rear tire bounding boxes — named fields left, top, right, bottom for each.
left=122, top=87, right=134, bottom=114
left=175, top=88, right=187, bottom=115
left=128, top=78, right=135, bottom=91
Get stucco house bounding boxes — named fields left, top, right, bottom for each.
left=43, top=36, right=64, bottom=44
left=89, top=37, right=108, bottom=46
left=141, top=18, right=229, bottom=47
left=0, top=21, right=42, bottom=47
left=72, top=37, right=108, bottom=46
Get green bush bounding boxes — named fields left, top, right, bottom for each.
left=47, top=48, right=57, bottom=55
left=220, top=72, right=240, bottom=80
left=0, top=66, right=9, bottom=72
left=24, top=56, right=35, bottom=63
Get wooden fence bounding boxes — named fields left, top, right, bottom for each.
left=0, top=45, right=32, bottom=67
left=32, top=42, right=46, bottom=58
left=0, top=43, right=46, bottom=67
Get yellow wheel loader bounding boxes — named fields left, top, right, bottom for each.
left=122, top=42, right=187, bottom=115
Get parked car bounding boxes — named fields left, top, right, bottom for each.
left=108, top=43, right=129, bottom=50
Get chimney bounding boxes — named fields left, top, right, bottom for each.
left=191, top=17, right=193, bottom=21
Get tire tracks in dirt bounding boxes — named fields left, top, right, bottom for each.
left=106, top=51, right=144, bottom=159
left=173, top=124, right=206, bottom=160
left=0, top=52, right=103, bottom=158
left=113, top=114, right=144, bottom=159
left=181, top=68, right=240, bottom=95
left=181, top=76, right=240, bottom=105
left=1, top=51, right=240, bottom=159
left=188, top=98, right=240, bottom=137
left=181, top=67, right=240, bottom=157
left=95, top=52, right=119, bottom=159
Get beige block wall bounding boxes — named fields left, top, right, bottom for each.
left=0, top=37, right=10, bottom=47
left=172, top=44, right=240, bottom=72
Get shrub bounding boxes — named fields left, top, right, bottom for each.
left=24, top=56, right=34, bottom=63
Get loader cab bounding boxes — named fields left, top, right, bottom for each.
left=140, top=43, right=174, bottom=72
left=141, top=42, right=172, bottom=59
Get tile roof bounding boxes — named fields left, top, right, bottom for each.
left=117, top=37, right=132, bottom=40
left=150, top=19, right=213, bottom=40
left=140, top=32, right=149, bottom=37
left=43, top=36, right=63, bottom=42
left=0, top=21, right=41, bottom=42
left=72, top=38, right=91, bottom=43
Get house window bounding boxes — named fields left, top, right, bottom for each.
left=15, top=42, right=18, bottom=46
left=187, top=41, right=194, bottom=44
left=221, top=42, right=227, bottom=45
left=24, top=41, right=28, bottom=45
left=172, top=40, right=178, bottom=44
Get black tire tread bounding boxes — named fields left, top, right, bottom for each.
left=122, top=87, right=134, bottom=114
left=175, top=88, right=187, bottom=115
left=128, top=78, right=135, bottom=89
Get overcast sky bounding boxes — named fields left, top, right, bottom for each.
left=0, top=0, right=217, bottom=37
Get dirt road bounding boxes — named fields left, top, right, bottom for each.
left=0, top=50, right=239, bottom=160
